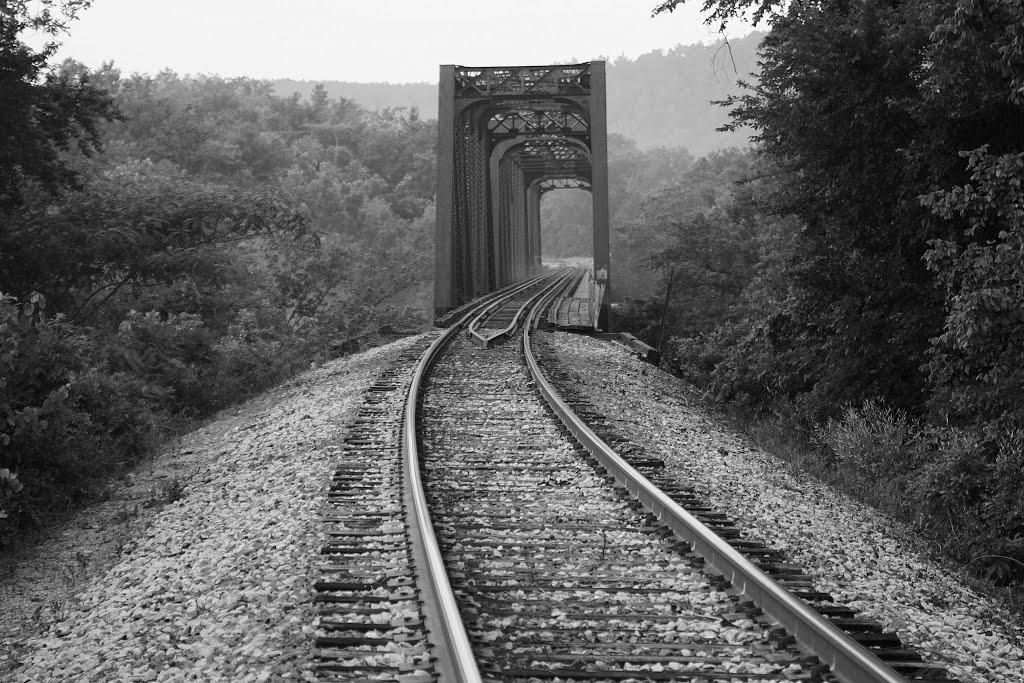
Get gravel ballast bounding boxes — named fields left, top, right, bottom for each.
left=2, top=335, right=429, bottom=683
left=541, top=331, right=1024, bottom=683
left=421, top=337, right=813, bottom=680
left=5, top=328, right=1022, bottom=682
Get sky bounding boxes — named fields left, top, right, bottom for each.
left=37, top=0, right=755, bottom=84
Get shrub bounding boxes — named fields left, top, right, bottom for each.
left=12, top=369, right=166, bottom=517
left=816, top=399, right=1024, bottom=583
left=65, top=368, right=168, bottom=463
left=0, top=294, right=167, bottom=539
left=1, top=293, right=91, bottom=536
left=1, top=292, right=81, bottom=471
left=206, top=308, right=299, bottom=407
left=817, top=401, right=922, bottom=478
left=0, top=468, right=24, bottom=523
left=914, top=430, right=1024, bottom=583
left=0, top=287, right=413, bottom=544
left=113, top=310, right=212, bottom=413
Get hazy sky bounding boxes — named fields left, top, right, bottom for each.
left=40, top=0, right=754, bottom=83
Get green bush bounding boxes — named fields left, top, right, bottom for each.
left=113, top=310, right=212, bottom=413
left=206, top=308, right=301, bottom=407
left=0, top=294, right=168, bottom=539
left=1, top=293, right=80, bottom=471
left=815, top=400, right=1024, bottom=583
left=817, top=401, right=922, bottom=479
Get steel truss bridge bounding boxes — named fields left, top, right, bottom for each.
left=434, top=62, right=610, bottom=329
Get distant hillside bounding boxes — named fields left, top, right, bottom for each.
left=272, top=79, right=437, bottom=115
left=606, top=33, right=762, bottom=155
left=273, top=32, right=763, bottom=157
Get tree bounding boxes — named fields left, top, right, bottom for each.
left=0, top=1, right=121, bottom=214
left=647, top=1, right=1024, bottom=582
left=0, top=170, right=310, bottom=323
left=0, top=25, right=443, bottom=536
left=646, top=0, right=1024, bottom=422
left=634, top=150, right=761, bottom=334
left=923, top=149, right=1024, bottom=438
left=653, top=0, right=779, bottom=27
left=916, top=1, right=1024, bottom=437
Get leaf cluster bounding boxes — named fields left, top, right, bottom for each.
left=923, top=148, right=1024, bottom=439
left=652, top=0, right=781, bottom=29
left=1, top=173, right=309, bottom=322
left=0, top=2, right=121, bottom=212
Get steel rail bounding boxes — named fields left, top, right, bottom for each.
left=530, top=268, right=582, bottom=333
left=404, top=285, right=545, bottom=683
left=464, top=273, right=558, bottom=340
left=401, top=269, right=583, bottom=681
left=468, top=268, right=579, bottom=347
left=521, top=311, right=910, bottom=683
left=436, top=270, right=553, bottom=328
left=466, top=268, right=568, bottom=346
left=403, top=273, right=562, bottom=683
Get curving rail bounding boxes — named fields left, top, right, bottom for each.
left=520, top=302, right=910, bottom=683
left=467, top=268, right=578, bottom=348
left=400, top=267, right=913, bottom=683
left=403, top=330, right=481, bottom=682
left=401, top=270, right=579, bottom=683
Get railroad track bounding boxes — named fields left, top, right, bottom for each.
left=315, top=271, right=955, bottom=682
left=313, top=271, right=569, bottom=682
left=315, top=336, right=441, bottom=682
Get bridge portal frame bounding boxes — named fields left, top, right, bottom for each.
left=435, top=62, right=610, bottom=329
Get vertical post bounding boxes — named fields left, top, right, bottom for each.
left=489, top=147, right=506, bottom=289
left=514, top=168, right=528, bottom=281
left=435, top=65, right=456, bottom=319
left=589, top=271, right=596, bottom=331
left=589, top=61, right=612, bottom=331
left=527, top=182, right=542, bottom=274
left=470, top=118, right=491, bottom=298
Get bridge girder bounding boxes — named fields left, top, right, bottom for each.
left=435, top=62, right=610, bottom=329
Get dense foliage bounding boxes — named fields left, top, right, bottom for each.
left=632, top=0, right=1024, bottom=581
left=0, top=1, right=120, bottom=212
left=0, top=5, right=434, bottom=535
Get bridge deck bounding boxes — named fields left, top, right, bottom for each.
left=550, top=274, right=598, bottom=330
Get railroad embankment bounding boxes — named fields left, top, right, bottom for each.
left=0, top=335, right=429, bottom=683
left=541, top=331, right=1024, bottom=683
left=1, top=330, right=1021, bottom=682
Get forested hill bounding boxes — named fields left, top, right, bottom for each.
left=272, top=32, right=762, bottom=157
left=605, top=33, right=760, bottom=154
left=271, top=80, right=437, bottom=117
